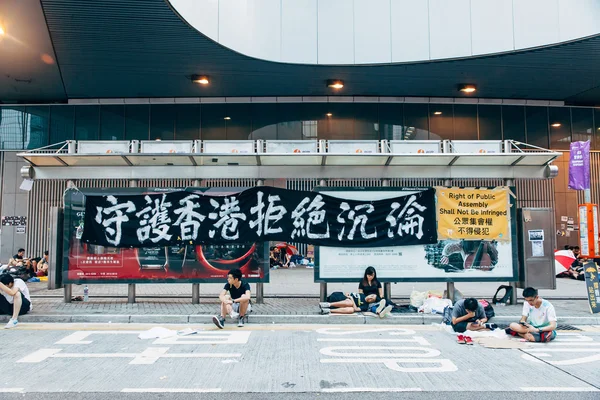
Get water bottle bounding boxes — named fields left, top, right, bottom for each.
left=84, top=285, right=89, bottom=302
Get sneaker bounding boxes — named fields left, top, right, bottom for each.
left=379, top=305, right=393, bottom=319
left=485, top=323, right=499, bottom=330
left=212, top=315, right=225, bottom=329
left=237, top=317, right=245, bottom=327
left=375, top=299, right=387, bottom=315
left=319, top=302, right=330, bottom=310
left=320, top=308, right=331, bottom=315
left=464, top=336, right=474, bottom=345
left=229, top=311, right=239, bottom=319
left=4, top=319, right=18, bottom=329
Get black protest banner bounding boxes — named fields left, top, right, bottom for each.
left=81, top=187, right=437, bottom=248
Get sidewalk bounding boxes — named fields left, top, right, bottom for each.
left=9, top=267, right=599, bottom=325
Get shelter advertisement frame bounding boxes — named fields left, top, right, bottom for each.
left=314, top=187, right=518, bottom=283
left=62, top=187, right=269, bottom=284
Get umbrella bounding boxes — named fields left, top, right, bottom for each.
left=275, top=242, right=299, bottom=255
left=554, top=249, right=576, bottom=275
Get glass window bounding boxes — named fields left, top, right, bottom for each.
left=175, top=104, right=200, bottom=140
left=150, top=104, right=176, bottom=140
left=428, top=104, right=453, bottom=140
left=74, top=106, right=99, bottom=141
left=525, top=106, right=549, bottom=149
left=403, top=103, right=429, bottom=140
left=201, top=104, right=227, bottom=140
left=321, top=102, right=354, bottom=140
left=100, top=105, right=124, bottom=141
left=25, top=106, right=50, bottom=149
left=124, top=105, right=149, bottom=140
left=249, top=103, right=277, bottom=140
left=225, top=103, right=252, bottom=140
left=277, top=103, right=303, bottom=140
left=547, top=107, right=570, bottom=150
left=353, top=103, right=379, bottom=140
left=453, top=104, right=478, bottom=140
left=477, top=105, right=502, bottom=140
left=379, top=103, right=405, bottom=141
left=571, top=107, right=593, bottom=146
left=49, top=106, right=74, bottom=144
left=502, top=106, right=526, bottom=143
left=0, top=107, right=26, bottom=149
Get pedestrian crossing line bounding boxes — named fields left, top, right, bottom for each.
left=322, top=387, right=422, bottom=393
left=121, top=388, right=222, bottom=393
left=520, top=387, right=599, bottom=392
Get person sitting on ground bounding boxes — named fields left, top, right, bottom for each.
left=358, top=266, right=393, bottom=317
left=8, top=248, right=27, bottom=267
left=213, top=268, right=251, bottom=329
left=319, top=292, right=390, bottom=316
left=32, top=251, right=49, bottom=277
left=451, top=297, right=497, bottom=333
left=506, top=287, right=557, bottom=342
left=0, top=274, right=32, bottom=328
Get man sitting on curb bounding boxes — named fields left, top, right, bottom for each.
left=506, top=287, right=557, bottom=342
left=213, top=268, right=251, bottom=329
left=319, top=292, right=391, bottom=317
left=0, top=274, right=32, bottom=328
left=451, top=297, right=498, bottom=333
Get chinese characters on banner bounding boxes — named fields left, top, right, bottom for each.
left=435, top=187, right=510, bottom=241
left=568, top=140, right=591, bottom=190
left=82, top=187, right=437, bottom=248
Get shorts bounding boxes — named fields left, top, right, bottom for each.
left=451, top=321, right=469, bottom=333
left=0, top=292, right=31, bottom=316
left=231, top=302, right=252, bottom=314
left=531, top=330, right=556, bottom=342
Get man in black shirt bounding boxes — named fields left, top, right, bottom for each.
left=213, top=268, right=251, bottom=329
left=319, top=293, right=380, bottom=314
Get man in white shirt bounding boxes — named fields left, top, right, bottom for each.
left=506, top=287, right=557, bottom=342
left=0, top=274, right=32, bottom=329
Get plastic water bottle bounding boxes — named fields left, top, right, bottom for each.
left=84, top=285, right=89, bottom=302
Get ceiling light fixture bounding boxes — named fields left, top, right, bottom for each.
left=434, top=111, right=442, bottom=115
left=326, top=113, right=333, bottom=117
left=551, top=123, right=561, bottom=127
left=458, top=84, right=477, bottom=93
left=224, top=116, right=231, bottom=120
left=327, top=79, right=344, bottom=89
left=0, top=25, right=5, bottom=36
left=191, top=75, right=210, bottom=84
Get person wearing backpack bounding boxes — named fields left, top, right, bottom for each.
left=451, top=298, right=498, bottom=333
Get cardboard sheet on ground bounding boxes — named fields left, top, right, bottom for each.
left=475, top=337, right=530, bottom=349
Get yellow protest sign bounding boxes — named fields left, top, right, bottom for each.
left=436, top=187, right=510, bottom=241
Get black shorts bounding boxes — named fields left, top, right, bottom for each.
left=0, top=292, right=31, bottom=316
left=452, top=321, right=469, bottom=333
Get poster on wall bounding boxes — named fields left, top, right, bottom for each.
left=316, top=188, right=517, bottom=282
left=63, top=188, right=269, bottom=284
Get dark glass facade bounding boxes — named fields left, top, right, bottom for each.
left=0, top=103, right=598, bottom=150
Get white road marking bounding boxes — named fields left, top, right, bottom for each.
left=0, top=389, right=25, bottom=393
left=121, top=388, right=222, bottom=393
left=321, top=358, right=457, bottom=372
left=521, top=387, right=599, bottom=392
left=322, top=388, right=422, bottom=393
left=320, top=346, right=441, bottom=358
left=317, top=337, right=431, bottom=345
left=153, top=331, right=251, bottom=345
left=17, top=349, right=62, bottom=363
left=316, top=327, right=416, bottom=335
left=55, top=331, right=141, bottom=345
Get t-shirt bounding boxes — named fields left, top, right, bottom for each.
left=224, top=281, right=251, bottom=300
left=451, top=299, right=486, bottom=322
left=2, top=279, right=32, bottom=310
left=358, top=280, right=382, bottom=297
left=13, top=254, right=23, bottom=261
left=349, top=293, right=369, bottom=312
left=522, top=299, right=557, bottom=328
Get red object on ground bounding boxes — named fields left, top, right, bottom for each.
left=554, top=249, right=576, bottom=275
left=275, top=242, right=299, bottom=255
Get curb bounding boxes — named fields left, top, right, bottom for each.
left=5, top=314, right=600, bottom=325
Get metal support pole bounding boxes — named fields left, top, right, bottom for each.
left=320, top=282, right=328, bottom=302
left=446, top=282, right=455, bottom=301
left=192, top=283, right=200, bottom=304
left=255, top=178, right=265, bottom=304
left=64, top=284, right=72, bottom=303
left=505, top=178, right=518, bottom=305
left=584, top=188, right=592, bottom=203
left=384, top=282, right=392, bottom=300
left=128, top=283, right=136, bottom=304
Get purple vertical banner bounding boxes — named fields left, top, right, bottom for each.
left=568, top=140, right=591, bottom=190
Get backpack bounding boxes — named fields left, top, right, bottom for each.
left=492, top=285, right=514, bottom=305
left=478, top=299, right=495, bottom=320
left=442, top=305, right=453, bottom=325
left=327, top=291, right=347, bottom=303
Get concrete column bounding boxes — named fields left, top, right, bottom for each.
left=192, top=283, right=200, bottom=304
left=318, top=179, right=327, bottom=302
left=128, top=179, right=138, bottom=303
left=505, top=178, right=518, bottom=305
left=255, top=179, right=265, bottom=304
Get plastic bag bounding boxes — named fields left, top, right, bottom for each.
left=410, top=290, right=427, bottom=308
left=419, top=297, right=452, bottom=314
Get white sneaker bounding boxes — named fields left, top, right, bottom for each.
left=379, top=305, right=393, bottom=318
left=229, top=311, right=239, bottom=319
left=375, top=299, right=386, bottom=315
left=4, top=319, right=18, bottom=329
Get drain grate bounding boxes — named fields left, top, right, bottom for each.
left=496, top=324, right=581, bottom=331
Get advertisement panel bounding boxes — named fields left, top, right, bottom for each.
left=316, top=188, right=517, bottom=282
left=63, top=188, right=269, bottom=284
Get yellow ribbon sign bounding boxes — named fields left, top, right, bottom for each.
left=436, top=187, right=510, bottom=241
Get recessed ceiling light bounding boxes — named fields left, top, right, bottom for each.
left=0, top=25, right=5, bottom=36
left=458, top=84, right=477, bottom=93
left=434, top=111, right=442, bottom=115
left=191, top=75, right=210, bottom=84
left=224, top=116, right=231, bottom=120
left=326, top=113, right=332, bottom=117
left=551, top=123, right=561, bottom=127
left=326, top=79, right=344, bottom=89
